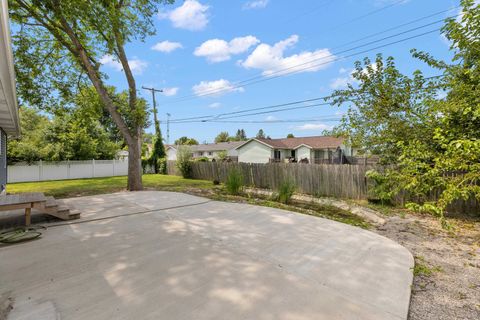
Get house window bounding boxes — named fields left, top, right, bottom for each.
left=208, top=152, right=213, bottom=156
left=314, top=150, right=324, bottom=160
left=274, top=150, right=281, bottom=160
left=199, top=152, right=203, bottom=156
left=291, top=150, right=296, bottom=158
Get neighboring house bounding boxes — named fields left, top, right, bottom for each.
left=0, top=2, right=21, bottom=192
left=165, top=145, right=178, bottom=161
left=236, top=136, right=355, bottom=164
left=166, top=141, right=243, bottom=161
left=116, top=150, right=129, bottom=160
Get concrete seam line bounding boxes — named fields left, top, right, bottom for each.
left=45, top=200, right=212, bottom=228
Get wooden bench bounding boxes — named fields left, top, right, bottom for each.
left=0, top=193, right=47, bottom=227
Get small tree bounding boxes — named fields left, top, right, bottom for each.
left=9, top=0, right=175, bottom=191
left=175, top=136, right=199, bottom=145
left=286, top=133, right=295, bottom=138
left=215, top=131, right=230, bottom=143
left=176, top=145, right=193, bottom=178
left=149, top=128, right=166, bottom=173
left=256, top=129, right=266, bottom=139
left=234, top=129, right=247, bottom=141
left=217, top=150, right=228, bottom=161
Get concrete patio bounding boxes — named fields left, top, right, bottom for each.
left=0, top=191, right=414, bottom=320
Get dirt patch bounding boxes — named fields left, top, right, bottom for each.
left=375, top=212, right=480, bottom=320
left=0, top=292, right=14, bottom=320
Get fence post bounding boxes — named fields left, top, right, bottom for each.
left=67, top=160, right=70, bottom=179
left=113, top=159, right=116, bottom=176
left=92, top=159, right=95, bottom=178
left=39, top=160, right=43, bottom=181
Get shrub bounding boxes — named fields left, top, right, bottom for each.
left=217, top=150, right=228, bottom=161
left=157, top=157, right=167, bottom=175
left=366, top=169, right=398, bottom=205
left=275, top=179, right=296, bottom=204
left=225, top=168, right=244, bottom=195
left=176, top=146, right=193, bottom=178
left=195, top=156, right=209, bottom=162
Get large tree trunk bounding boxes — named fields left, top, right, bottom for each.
left=127, top=135, right=143, bottom=191
left=19, top=1, right=145, bottom=191
left=54, top=7, right=144, bottom=190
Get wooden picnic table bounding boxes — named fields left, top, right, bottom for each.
left=0, top=193, right=47, bottom=227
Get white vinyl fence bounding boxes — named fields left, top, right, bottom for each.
left=8, top=159, right=129, bottom=183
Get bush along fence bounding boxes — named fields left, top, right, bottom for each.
left=167, top=161, right=480, bottom=214
left=167, top=161, right=376, bottom=200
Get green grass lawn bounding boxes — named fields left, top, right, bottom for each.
left=8, top=174, right=370, bottom=228
left=8, top=174, right=213, bottom=199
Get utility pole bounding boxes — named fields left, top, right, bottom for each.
left=141, top=86, right=163, bottom=136
left=166, top=113, right=171, bottom=145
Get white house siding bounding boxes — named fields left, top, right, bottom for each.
left=238, top=140, right=272, bottom=163
left=296, top=146, right=311, bottom=162
left=227, top=149, right=238, bottom=157
left=166, top=148, right=177, bottom=161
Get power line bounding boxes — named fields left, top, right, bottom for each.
left=170, top=97, right=327, bottom=122
left=164, top=16, right=452, bottom=104
left=326, top=0, right=409, bottom=33
left=169, top=97, right=331, bottom=123
left=331, top=5, right=460, bottom=51
left=168, top=27, right=442, bottom=114
left=173, top=118, right=342, bottom=124
left=195, top=27, right=444, bottom=98
left=169, top=74, right=444, bottom=123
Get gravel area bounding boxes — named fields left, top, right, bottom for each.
left=374, top=212, right=480, bottom=320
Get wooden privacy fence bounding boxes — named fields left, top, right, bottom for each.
left=167, top=161, right=376, bottom=199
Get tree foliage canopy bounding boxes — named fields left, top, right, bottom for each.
left=331, top=0, right=480, bottom=222
left=9, top=106, right=119, bottom=163
left=175, top=136, right=199, bottom=145
left=9, top=0, right=175, bottom=190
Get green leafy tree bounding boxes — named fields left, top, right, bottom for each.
left=149, top=128, right=166, bottom=173
left=256, top=129, right=266, bottom=139
left=175, top=136, right=199, bottom=145
left=331, top=0, right=480, bottom=223
left=176, top=145, right=193, bottom=178
left=330, top=54, right=438, bottom=164
left=234, top=129, right=247, bottom=141
left=393, top=0, right=480, bottom=221
left=8, top=107, right=50, bottom=163
left=9, top=106, right=119, bottom=162
left=286, top=133, right=294, bottom=138
left=215, top=131, right=230, bottom=143
left=9, top=0, right=174, bottom=190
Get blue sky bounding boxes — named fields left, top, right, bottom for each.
left=99, top=0, right=459, bottom=143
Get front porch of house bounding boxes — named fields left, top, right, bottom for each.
left=269, top=147, right=345, bottom=164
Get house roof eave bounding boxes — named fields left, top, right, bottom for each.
left=235, top=138, right=274, bottom=150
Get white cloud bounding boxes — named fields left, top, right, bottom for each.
left=240, top=35, right=335, bottom=76
left=208, top=102, right=222, bottom=108
left=265, top=115, right=277, bottom=121
left=192, top=79, right=244, bottom=97
left=100, top=54, right=148, bottom=75
left=159, top=0, right=209, bottom=31
left=294, top=123, right=332, bottom=131
left=330, top=64, right=377, bottom=89
left=194, top=36, right=259, bottom=63
left=330, top=76, right=353, bottom=89
left=151, top=41, right=183, bottom=53
left=243, top=0, right=269, bottom=10
left=162, top=87, right=179, bottom=96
